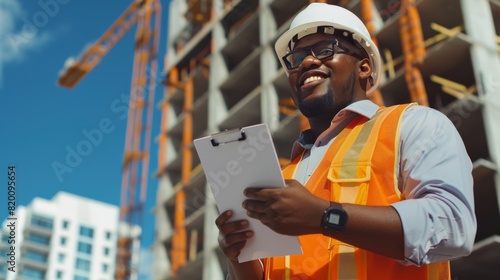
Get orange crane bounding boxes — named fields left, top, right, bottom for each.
left=399, top=0, right=428, bottom=106
left=57, top=0, right=161, bottom=279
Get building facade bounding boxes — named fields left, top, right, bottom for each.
left=0, top=192, right=140, bottom=280
left=153, top=0, right=500, bottom=279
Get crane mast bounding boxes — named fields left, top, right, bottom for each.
left=57, top=1, right=161, bottom=279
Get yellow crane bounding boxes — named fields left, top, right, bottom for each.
left=57, top=0, right=161, bottom=279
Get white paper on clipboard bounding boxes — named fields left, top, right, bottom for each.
left=193, top=123, right=302, bottom=263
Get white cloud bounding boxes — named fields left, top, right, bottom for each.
left=0, top=0, right=55, bottom=87
left=138, top=247, right=154, bottom=280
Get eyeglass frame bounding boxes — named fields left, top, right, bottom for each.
left=282, top=39, right=366, bottom=71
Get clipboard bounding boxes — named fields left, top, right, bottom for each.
left=193, top=123, right=302, bottom=262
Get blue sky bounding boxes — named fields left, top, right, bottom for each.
left=1, top=0, right=170, bottom=278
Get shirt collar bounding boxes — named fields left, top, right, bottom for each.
left=337, top=99, right=380, bottom=120
left=291, top=100, right=380, bottom=158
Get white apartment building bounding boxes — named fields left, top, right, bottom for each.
left=0, top=192, right=141, bottom=280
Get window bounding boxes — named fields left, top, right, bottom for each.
left=62, top=220, right=69, bottom=229
left=30, top=214, right=53, bottom=229
left=26, top=233, right=50, bottom=246
left=56, top=270, right=63, bottom=279
left=19, top=267, right=45, bottom=279
left=0, top=248, right=8, bottom=257
left=105, top=231, right=112, bottom=240
left=77, top=241, right=92, bottom=254
left=23, top=250, right=48, bottom=263
left=60, top=236, right=67, bottom=246
left=58, top=253, right=66, bottom=263
left=75, top=258, right=91, bottom=272
left=103, top=247, right=110, bottom=256
left=102, top=263, right=109, bottom=273
left=79, top=226, right=94, bottom=238
left=74, top=275, right=89, bottom=280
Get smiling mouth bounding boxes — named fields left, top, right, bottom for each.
left=302, top=76, right=325, bottom=86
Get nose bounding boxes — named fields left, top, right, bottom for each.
left=298, top=53, right=322, bottom=71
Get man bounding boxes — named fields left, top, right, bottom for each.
left=215, top=3, right=476, bottom=279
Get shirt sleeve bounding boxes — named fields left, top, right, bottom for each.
left=391, top=105, right=477, bottom=266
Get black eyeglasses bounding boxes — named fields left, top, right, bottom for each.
left=282, top=39, right=365, bottom=70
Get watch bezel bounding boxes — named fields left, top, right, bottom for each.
left=321, top=202, right=348, bottom=235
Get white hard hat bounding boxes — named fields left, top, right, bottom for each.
left=275, top=3, right=382, bottom=94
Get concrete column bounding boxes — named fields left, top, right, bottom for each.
left=460, top=0, right=500, bottom=210
left=259, top=3, right=281, bottom=131
left=208, top=23, right=229, bottom=133
left=202, top=200, right=225, bottom=280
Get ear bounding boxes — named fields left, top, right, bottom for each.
left=358, top=58, right=372, bottom=80
left=357, top=58, right=373, bottom=91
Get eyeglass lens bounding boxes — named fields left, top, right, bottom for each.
left=284, top=40, right=338, bottom=70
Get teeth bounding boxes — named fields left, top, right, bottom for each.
left=303, top=76, right=323, bottom=85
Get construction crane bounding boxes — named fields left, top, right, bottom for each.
left=57, top=0, right=161, bottom=279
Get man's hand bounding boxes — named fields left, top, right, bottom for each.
left=242, top=179, right=329, bottom=236
left=216, top=211, right=264, bottom=280
left=215, top=210, right=254, bottom=261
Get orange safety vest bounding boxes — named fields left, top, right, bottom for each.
left=264, top=104, right=450, bottom=280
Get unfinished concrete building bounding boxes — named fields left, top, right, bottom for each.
left=153, top=0, right=500, bottom=279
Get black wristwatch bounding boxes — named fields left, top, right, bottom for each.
left=321, top=202, right=348, bottom=236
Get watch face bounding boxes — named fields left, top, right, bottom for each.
left=322, top=203, right=348, bottom=235
left=328, top=212, right=341, bottom=225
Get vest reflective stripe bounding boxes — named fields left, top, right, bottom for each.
left=264, top=104, right=451, bottom=279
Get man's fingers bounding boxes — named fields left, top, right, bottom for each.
left=215, top=210, right=233, bottom=229
left=215, top=210, right=255, bottom=262
left=219, top=230, right=254, bottom=261
left=225, top=240, right=246, bottom=258
left=221, top=237, right=250, bottom=261
left=218, top=219, right=250, bottom=237
left=242, top=199, right=268, bottom=213
left=244, top=187, right=272, bottom=199
left=220, top=230, right=254, bottom=247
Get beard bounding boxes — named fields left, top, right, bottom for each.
left=297, top=71, right=356, bottom=121
left=298, top=91, right=336, bottom=119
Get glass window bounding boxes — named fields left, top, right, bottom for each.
left=26, top=233, right=51, bottom=246
left=1, top=233, right=8, bottom=243
left=79, top=226, right=94, bottom=238
left=102, top=263, right=109, bottom=273
left=105, top=231, right=112, bottom=240
left=77, top=241, right=92, bottom=254
left=62, top=220, right=69, bottom=229
left=58, top=253, right=65, bottom=263
left=60, top=236, right=67, bottom=246
left=75, top=258, right=91, bottom=272
left=74, top=275, right=89, bottom=280
left=19, top=267, right=45, bottom=279
left=24, top=250, right=48, bottom=263
left=31, top=214, right=53, bottom=229
left=56, top=270, right=63, bottom=279
left=0, top=248, right=8, bottom=256
left=103, top=247, right=110, bottom=256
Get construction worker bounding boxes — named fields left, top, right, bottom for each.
left=215, top=3, right=476, bottom=279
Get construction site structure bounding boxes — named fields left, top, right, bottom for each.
left=153, top=0, right=500, bottom=279
left=57, top=0, right=162, bottom=279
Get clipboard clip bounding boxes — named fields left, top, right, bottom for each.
left=210, top=128, right=246, bottom=147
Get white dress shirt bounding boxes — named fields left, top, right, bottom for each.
left=291, top=100, right=476, bottom=266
